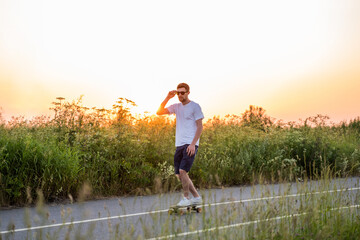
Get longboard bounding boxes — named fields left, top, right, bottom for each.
left=168, top=205, right=202, bottom=215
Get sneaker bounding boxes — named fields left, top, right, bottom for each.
left=191, top=196, right=202, bottom=205
left=176, top=197, right=191, bottom=207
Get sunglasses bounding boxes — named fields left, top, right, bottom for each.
left=176, top=91, right=188, bottom=95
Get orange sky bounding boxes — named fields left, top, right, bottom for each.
left=1, top=0, right=360, bottom=124
left=265, top=65, right=360, bottom=123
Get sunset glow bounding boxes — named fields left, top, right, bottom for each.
left=1, top=0, right=359, bottom=123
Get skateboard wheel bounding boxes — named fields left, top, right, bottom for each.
left=196, top=207, right=202, bottom=213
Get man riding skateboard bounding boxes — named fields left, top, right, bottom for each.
left=157, top=83, right=204, bottom=207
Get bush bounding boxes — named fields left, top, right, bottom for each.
left=0, top=130, right=81, bottom=205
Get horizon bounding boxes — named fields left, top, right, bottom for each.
left=1, top=95, right=358, bottom=126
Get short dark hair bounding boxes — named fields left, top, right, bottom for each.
left=177, top=83, right=190, bottom=92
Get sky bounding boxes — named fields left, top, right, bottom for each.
left=1, top=0, right=360, bottom=124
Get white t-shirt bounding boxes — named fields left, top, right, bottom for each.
left=167, top=101, right=204, bottom=147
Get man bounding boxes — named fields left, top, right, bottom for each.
left=156, top=83, right=204, bottom=207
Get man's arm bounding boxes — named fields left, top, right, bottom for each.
left=186, top=118, right=203, bottom=156
left=156, top=90, right=176, bottom=115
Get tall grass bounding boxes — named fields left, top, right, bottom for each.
left=194, top=114, right=360, bottom=188
left=0, top=98, right=359, bottom=206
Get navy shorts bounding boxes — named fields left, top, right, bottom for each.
left=174, top=144, right=198, bottom=174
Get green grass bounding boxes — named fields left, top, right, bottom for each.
left=0, top=97, right=360, bottom=207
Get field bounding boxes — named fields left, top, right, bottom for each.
left=1, top=97, right=360, bottom=207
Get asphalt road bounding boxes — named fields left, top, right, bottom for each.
left=1, top=177, right=359, bottom=239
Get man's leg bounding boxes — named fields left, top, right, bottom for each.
left=179, top=169, right=200, bottom=198
left=188, top=177, right=200, bottom=198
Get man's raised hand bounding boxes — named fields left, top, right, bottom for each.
left=167, top=90, right=177, bottom=99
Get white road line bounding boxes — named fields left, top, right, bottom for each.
left=1, top=187, right=359, bottom=235
left=146, top=204, right=360, bottom=240
left=211, top=187, right=360, bottom=207
left=0, top=209, right=169, bottom=234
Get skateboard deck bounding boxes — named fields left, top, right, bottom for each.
left=168, top=205, right=202, bottom=215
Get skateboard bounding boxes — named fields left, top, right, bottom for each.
left=168, top=205, right=202, bottom=215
